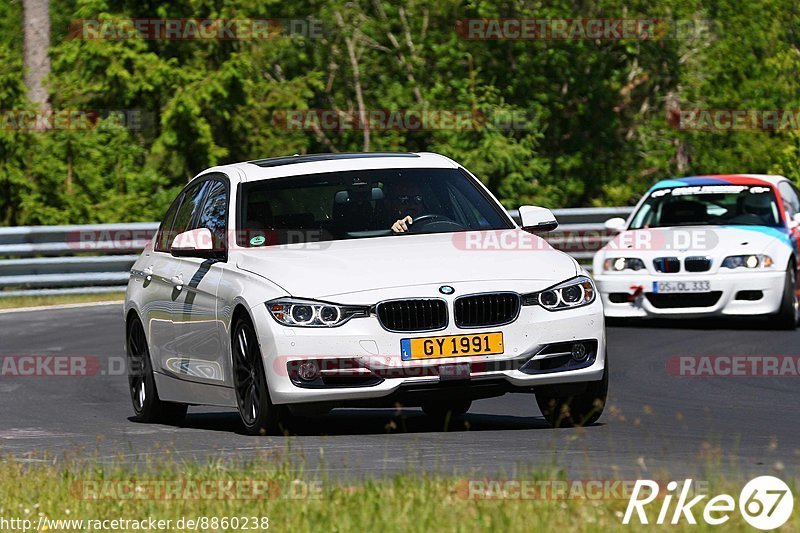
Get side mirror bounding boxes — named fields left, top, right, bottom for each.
left=604, top=217, right=627, bottom=233
left=518, top=205, right=558, bottom=232
left=171, top=228, right=216, bottom=258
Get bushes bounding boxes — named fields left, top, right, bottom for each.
left=2, top=0, right=800, bottom=225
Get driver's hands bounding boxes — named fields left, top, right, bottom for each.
left=391, top=215, right=413, bottom=233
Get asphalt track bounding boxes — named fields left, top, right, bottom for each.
left=1, top=303, right=798, bottom=480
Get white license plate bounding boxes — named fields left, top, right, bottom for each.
left=652, top=280, right=710, bottom=293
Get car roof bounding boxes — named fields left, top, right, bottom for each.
left=649, top=174, right=789, bottom=191
left=194, top=152, right=460, bottom=183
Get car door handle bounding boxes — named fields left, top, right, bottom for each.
left=170, top=274, right=184, bottom=291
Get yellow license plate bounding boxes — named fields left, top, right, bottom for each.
left=400, top=332, right=504, bottom=360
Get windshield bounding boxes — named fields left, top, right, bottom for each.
left=237, top=168, right=512, bottom=246
left=629, top=185, right=782, bottom=229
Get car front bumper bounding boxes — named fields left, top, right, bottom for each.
left=595, top=270, right=785, bottom=318
left=250, top=300, right=606, bottom=405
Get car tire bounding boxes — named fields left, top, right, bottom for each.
left=127, top=316, right=188, bottom=425
left=232, top=315, right=286, bottom=436
left=535, top=360, right=608, bottom=428
left=774, top=262, right=799, bottom=330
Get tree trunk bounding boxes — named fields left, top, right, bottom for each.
left=22, top=0, right=51, bottom=110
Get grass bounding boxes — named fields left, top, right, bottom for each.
left=0, top=453, right=795, bottom=532
left=0, top=292, right=125, bottom=310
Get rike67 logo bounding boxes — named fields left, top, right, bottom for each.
left=623, top=476, right=794, bottom=529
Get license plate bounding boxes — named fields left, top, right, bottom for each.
left=400, top=332, right=504, bottom=361
left=652, top=280, right=710, bottom=293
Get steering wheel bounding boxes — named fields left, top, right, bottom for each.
left=407, top=214, right=465, bottom=233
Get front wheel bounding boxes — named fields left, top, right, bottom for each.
left=232, top=316, right=286, bottom=436
left=773, top=263, right=799, bottom=330
left=127, top=316, right=187, bottom=424
left=535, top=362, right=608, bottom=428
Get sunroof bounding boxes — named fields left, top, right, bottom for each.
left=248, top=152, right=419, bottom=168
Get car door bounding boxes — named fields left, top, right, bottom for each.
left=167, top=176, right=231, bottom=386
left=778, top=181, right=800, bottom=256
left=140, top=190, right=185, bottom=370
left=146, top=179, right=210, bottom=372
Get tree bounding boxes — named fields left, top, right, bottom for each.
left=22, top=0, right=51, bottom=110
left=2, top=0, right=800, bottom=226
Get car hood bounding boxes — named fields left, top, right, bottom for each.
left=600, top=225, right=792, bottom=258
left=235, top=230, right=579, bottom=299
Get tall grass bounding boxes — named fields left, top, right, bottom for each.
left=0, top=453, right=794, bottom=532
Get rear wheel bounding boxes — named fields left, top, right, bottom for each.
left=232, top=316, right=285, bottom=435
left=774, top=262, right=799, bottom=330
left=536, top=362, right=608, bottom=428
left=127, top=316, right=187, bottom=424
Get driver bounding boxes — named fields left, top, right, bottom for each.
left=741, top=191, right=776, bottom=224
left=386, top=180, right=427, bottom=233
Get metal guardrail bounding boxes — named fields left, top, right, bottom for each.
left=0, top=207, right=633, bottom=296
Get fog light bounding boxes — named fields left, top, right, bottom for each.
left=297, top=361, right=320, bottom=381
left=571, top=343, right=588, bottom=361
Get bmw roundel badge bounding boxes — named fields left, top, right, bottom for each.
left=439, top=285, right=455, bottom=295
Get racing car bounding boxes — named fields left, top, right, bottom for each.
left=593, top=174, right=800, bottom=328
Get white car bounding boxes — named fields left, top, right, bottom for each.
left=593, top=174, right=800, bottom=328
left=125, top=152, right=607, bottom=434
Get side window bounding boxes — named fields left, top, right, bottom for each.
left=197, top=180, right=228, bottom=251
left=171, top=181, right=210, bottom=239
left=155, top=194, right=182, bottom=253
left=779, top=182, right=800, bottom=219
left=789, top=183, right=800, bottom=223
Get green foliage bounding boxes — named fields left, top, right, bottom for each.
left=2, top=0, right=800, bottom=225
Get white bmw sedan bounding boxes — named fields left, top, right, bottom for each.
left=593, top=174, right=800, bottom=328
left=125, top=152, right=607, bottom=434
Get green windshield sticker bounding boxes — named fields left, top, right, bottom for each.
left=250, top=235, right=266, bottom=246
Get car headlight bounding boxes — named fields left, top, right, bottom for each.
left=603, top=257, right=646, bottom=272
left=267, top=298, right=369, bottom=327
left=522, top=276, right=597, bottom=311
left=721, top=254, right=773, bottom=269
